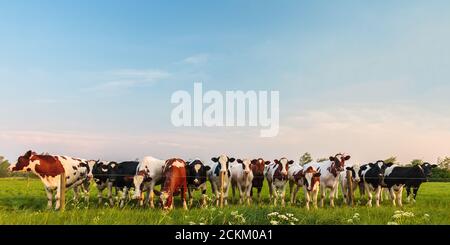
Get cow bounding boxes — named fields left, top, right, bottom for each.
left=358, top=160, right=385, bottom=207
left=250, top=158, right=269, bottom=203
left=231, top=159, right=254, bottom=205
left=92, top=160, right=115, bottom=206
left=8, top=150, right=90, bottom=210
left=288, top=162, right=303, bottom=204
left=159, top=158, right=188, bottom=210
left=382, top=162, right=437, bottom=207
left=301, top=166, right=321, bottom=210
left=207, top=154, right=235, bottom=206
left=76, top=159, right=97, bottom=200
left=109, top=161, right=139, bottom=208
left=132, top=156, right=166, bottom=208
left=339, top=164, right=361, bottom=205
left=303, top=153, right=351, bottom=207
left=265, top=157, right=294, bottom=207
left=185, top=159, right=210, bottom=207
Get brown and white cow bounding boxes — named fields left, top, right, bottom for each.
left=8, top=150, right=90, bottom=210
left=301, top=166, right=321, bottom=210
left=159, top=158, right=188, bottom=210
left=303, top=153, right=351, bottom=207
left=250, top=158, right=269, bottom=203
left=264, top=157, right=294, bottom=207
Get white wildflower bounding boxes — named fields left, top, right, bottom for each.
left=270, top=220, right=279, bottom=225
left=387, top=221, right=399, bottom=225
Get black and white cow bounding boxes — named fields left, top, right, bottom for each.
left=382, top=162, right=437, bottom=206
left=132, top=156, right=166, bottom=208
left=92, top=160, right=116, bottom=206
left=207, top=154, right=235, bottom=207
left=358, top=160, right=385, bottom=207
left=185, top=159, right=210, bottom=207
left=109, top=161, right=139, bottom=208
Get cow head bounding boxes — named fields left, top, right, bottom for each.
left=303, top=166, right=321, bottom=191
left=251, top=158, right=269, bottom=176
left=92, top=161, right=111, bottom=184
left=186, top=159, right=210, bottom=187
left=329, top=153, right=351, bottom=172
left=160, top=158, right=186, bottom=209
left=237, top=159, right=252, bottom=177
left=274, top=157, right=294, bottom=179
left=84, top=160, right=98, bottom=179
left=211, top=154, right=235, bottom=175
left=370, top=160, right=387, bottom=186
left=107, top=162, right=120, bottom=183
left=345, top=164, right=361, bottom=182
left=420, top=162, right=437, bottom=178
left=9, top=150, right=37, bottom=172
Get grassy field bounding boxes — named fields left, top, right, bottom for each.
left=0, top=177, right=448, bottom=225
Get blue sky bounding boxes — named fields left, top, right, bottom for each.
left=1, top=0, right=449, bottom=163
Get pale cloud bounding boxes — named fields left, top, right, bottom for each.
left=182, top=54, right=209, bottom=64
left=86, top=69, right=171, bottom=92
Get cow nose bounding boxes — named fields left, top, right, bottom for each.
left=194, top=179, right=199, bottom=184
left=244, top=170, right=250, bottom=174
left=282, top=171, right=287, bottom=176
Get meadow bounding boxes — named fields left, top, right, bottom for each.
left=0, top=177, right=448, bottom=225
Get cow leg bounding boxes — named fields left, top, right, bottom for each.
left=412, top=186, right=419, bottom=203
left=231, top=182, right=237, bottom=203
left=45, top=187, right=53, bottom=209
left=291, top=184, right=298, bottom=204
left=55, top=182, right=62, bottom=210
left=374, top=186, right=381, bottom=207
left=389, top=187, right=396, bottom=206
left=397, top=186, right=404, bottom=207
left=289, top=180, right=294, bottom=195
left=97, top=185, right=105, bottom=206
left=267, top=181, right=273, bottom=203
left=320, top=186, right=326, bottom=208
left=272, top=184, right=278, bottom=206
left=281, top=185, right=286, bottom=207
left=329, top=185, right=337, bottom=208
left=182, top=184, right=188, bottom=210
left=257, top=187, right=262, bottom=204
left=246, top=185, right=252, bottom=206
left=119, top=187, right=128, bottom=208
left=365, top=183, right=373, bottom=207
left=406, top=186, right=411, bottom=203
left=148, top=181, right=156, bottom=208
left=187, top=187, right=193, bottom=207
left=313, top=189, right=319, bottom=209
left=107, top=182, right=114, bottom=206
left=73, top=185, right=79, bottom=202
left=201, top=186, right=208, bottom=207
left=304, top=187, right=310, bottom=210
left=237, top=184, right=243, bottom=204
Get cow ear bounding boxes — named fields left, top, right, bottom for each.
left=344, top=155, right=351, bottom=161
left=329, top=156, right=335, bottom=161
left=229, top=158, right=235, bottom=163
left=288, top=160, right=294, bottom=165
left=274, top=159, right=279, bottom=164
left=211, top=157, right=219, bottom=162
left=346, top=167, right=352, bottom=170
left=186, top=161, right=190, bottom=165
left=431, top=164, right=438, bottom=168
left=265, top=161, right=271, bottom=165
left=314, top=172, right=321, bottom=177
left=205, top=166, right=211, bottom=171
left=237, top=159, right=243, bottom=164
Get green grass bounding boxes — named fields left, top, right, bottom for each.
left=0, top=178, right=448, bottom=225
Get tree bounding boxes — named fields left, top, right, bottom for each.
left=438, top=157, right=450, bottom=170
left=317, top=158, right=328, bottom=163
left=384, top=156, right=398, bottom=164
left=410, top=159, right=423, bottom=166
left=0, top=156, right=10, bottom=178
left=299, top=152, right=313, bottom=166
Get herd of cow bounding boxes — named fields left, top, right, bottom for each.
left=7, top=151, right=437, bottom=210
